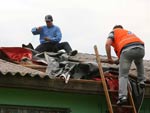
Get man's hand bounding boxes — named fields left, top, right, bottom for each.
left=36, top=27, right=42, bottom=32
left=107, top=58, right=115, bottom=64
left=107, top=58, right=119, bottom=65
left=114, top=59, right=119, bottom=65
left=44, top=37, right=50, bottom=41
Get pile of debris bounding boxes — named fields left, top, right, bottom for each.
left=0, top=47, right=150, bottom=83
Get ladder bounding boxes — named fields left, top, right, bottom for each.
left=94, top=45, right=137, bottom=113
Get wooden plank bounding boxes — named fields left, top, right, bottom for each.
left=21, top=64, right=47, bottom=72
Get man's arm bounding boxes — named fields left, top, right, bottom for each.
left=105, top=38, right=114, bottom=64
left=31, top=27, right=42, bottom=35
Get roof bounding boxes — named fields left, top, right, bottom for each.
left=70, top=53, right=150, bottom=82
left=0, top=59, right=46, bottom=78
left=0, top=59, right=102, bottom=94
left=0, top=52, right=150, bottom=97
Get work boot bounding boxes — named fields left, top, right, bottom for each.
left=22, top=43, right=34, bottom=49
left=69, top=50, right=78, bottom=56
left=117, top=96, right=127, bottom=105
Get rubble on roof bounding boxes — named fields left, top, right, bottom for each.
left=0, top=47, right=150, bottom=83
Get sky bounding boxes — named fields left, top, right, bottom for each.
left=0, top=0, right=150, bottom=59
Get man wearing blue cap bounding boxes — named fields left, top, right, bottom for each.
left=31, top=15, right=77, bottom=56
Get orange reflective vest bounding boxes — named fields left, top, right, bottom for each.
left=112, top=28, right=144, bottom=57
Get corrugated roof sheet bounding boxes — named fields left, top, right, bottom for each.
left=0, top=59, right=46, bottom=78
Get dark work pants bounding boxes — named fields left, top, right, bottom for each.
left=35, top=41, right=72, bottom=53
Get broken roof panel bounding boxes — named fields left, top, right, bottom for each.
left=0, top=59, right=46, bottom=78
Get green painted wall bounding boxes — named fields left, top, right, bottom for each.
left=0, top=87, right=150, bottom=113
left=140, top=99, right=150, bottom=113
left=0, top=87, right=107, bottom=113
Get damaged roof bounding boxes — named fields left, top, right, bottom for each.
left=0, top=52, right=150, bottom=81
left=0, top=58, right=103, bottom=94
left=0, top=52, right=150, bottom=96
left=0, top=59, right=46, bottom=78
left=70, top=53, right=150, bottom=82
